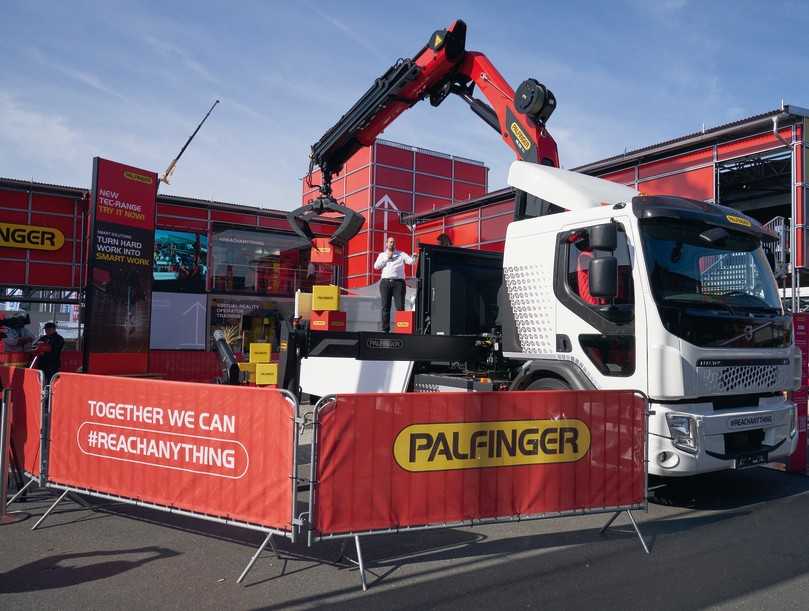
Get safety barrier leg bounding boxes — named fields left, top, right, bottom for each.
left=600, top=509, right=650, bottom=555
left=236, top=532, right=278, bottom=584
left=7, top=477, right=35, bottom=505
left=354, top=536, right=368, bottom=592
left=31, top=489, right=68, bottom=530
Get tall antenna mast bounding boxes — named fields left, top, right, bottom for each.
left=159, top=99, right=220, bottom=185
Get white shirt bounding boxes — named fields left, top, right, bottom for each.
left=374, top=250, right=414, bottom=279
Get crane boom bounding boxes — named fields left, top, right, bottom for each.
left=290, top=19, right=560, bottom=246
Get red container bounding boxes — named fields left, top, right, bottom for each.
left=393, top=310, right=415, bottom=334
left=310, top=237, right=342, bottom=264
left=310, top=310, right=347, bottom=331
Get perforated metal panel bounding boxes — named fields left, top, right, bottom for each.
left=697, top=363, right=791, bottom=394
left=504, top=263, right=555, bottom=353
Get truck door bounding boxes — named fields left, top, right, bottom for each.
left=553, top=218, right=648, bottom=392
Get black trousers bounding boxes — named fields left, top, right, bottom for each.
left=380, top=278, right=405, bottom=333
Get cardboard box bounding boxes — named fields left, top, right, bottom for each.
left=255, top=362, right=278, bottom=386
left=393, top=310, right=416, bottom=334
left=310, top=237, right=342, bottom=264
left=249, top=343, right=271, bottom=363
left=238, top=361, right=257, bottom=373
left=312, top=284, right=340, bottom=311
left=310, top=310, right=347, bottom=331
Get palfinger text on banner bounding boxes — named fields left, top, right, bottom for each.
left=313, top=390, right=646, bottom=537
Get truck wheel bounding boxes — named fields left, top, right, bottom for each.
left=525, top=377, right=570, bottom=390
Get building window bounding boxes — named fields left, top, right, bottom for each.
left=210, top=227, right=329, bottom=296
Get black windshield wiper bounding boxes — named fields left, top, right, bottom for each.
left=661, top=298, right=736, bottom=315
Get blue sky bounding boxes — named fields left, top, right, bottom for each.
left=2, top=1, right=808, bottom=209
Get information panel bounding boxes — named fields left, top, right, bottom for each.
left=83, top=158, right=157, bottom=374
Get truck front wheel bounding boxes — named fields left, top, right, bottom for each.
left=524, top=377, right=570, bottom=391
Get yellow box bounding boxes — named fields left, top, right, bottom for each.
left=238, top=361, right=257, bottom=373
left=249, top=342, right=271, bottom=363
left=312, top=284, right=340, bottom=311
left=255, top=362, right=278, bottom=386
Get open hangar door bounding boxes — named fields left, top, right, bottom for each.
left=716, top=149, right=793, bottom=287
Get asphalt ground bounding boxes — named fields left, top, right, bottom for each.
left=2, top=466, right=809, bottom=610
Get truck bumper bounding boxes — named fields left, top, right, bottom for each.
left=648, top=399, right=798, bottom=477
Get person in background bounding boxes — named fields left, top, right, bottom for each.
left=0, top=311, right=34, bottom=352
left=374, top=237, right=417, bottom=333
left=33, top=322, right=64, bottom=383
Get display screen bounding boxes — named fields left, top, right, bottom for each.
left=210, top=227, right=312, bottom=296
left=153, top=229, right=208, bottom=292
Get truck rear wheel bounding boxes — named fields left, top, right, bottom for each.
left=525, top=377, right=570, bottom=390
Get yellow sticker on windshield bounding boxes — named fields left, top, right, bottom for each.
left=726, top=214, right=752, bottom=227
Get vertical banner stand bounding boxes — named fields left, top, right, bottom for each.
left=600, top=509, right=651, bottom=555
left=1, top=389, right=29, bottom=524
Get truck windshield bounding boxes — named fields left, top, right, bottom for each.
left=640, top=219, right=781, bottom=312
left=640, top=218, right=789, bottom=348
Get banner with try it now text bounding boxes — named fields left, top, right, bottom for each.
left=83, top=158, right=157, bottom=375
left=46, top=373, right=296, bottom=531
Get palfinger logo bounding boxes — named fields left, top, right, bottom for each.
left=510, top=122, right=532, bottom=152
left=393, top=419, right=591, bottom=472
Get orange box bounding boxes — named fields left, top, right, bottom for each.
left=310, top=238, right=342, bottom=264
left=393, top=310, right=415, bottom=334
left=310, top=310, right=347, bottom=331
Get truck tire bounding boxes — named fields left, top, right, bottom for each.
left=525, top=377, right=570, bottom=390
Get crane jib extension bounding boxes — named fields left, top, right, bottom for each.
left=288, top=19, right=561, bottom=246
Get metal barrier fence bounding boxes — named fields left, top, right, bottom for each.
left=302, top=390, right=650, bottom=590
left=0, top=367, right=47, bottom=505
left=1, top=366, right=301, bottom=583
left=3, top=365, right=652, bottom=592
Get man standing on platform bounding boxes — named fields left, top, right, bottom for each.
left=374, top=237, right=417, bottom=333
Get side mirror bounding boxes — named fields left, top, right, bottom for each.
left=589, top=223, right=617, bottom=251
left=589, top=256, right=618, bottom=298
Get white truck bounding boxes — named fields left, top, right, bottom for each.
left=281, top=161, right=802, bottom=477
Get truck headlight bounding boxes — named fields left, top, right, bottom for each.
left=666, top=413, right=698, bottom=454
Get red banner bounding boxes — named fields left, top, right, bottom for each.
left=84, top=158, right=158, bottom=375
left=47, top=373, right=294, bottom=530
left=1, top=366, right=44, bottom=477
left=314, top=390, right=646, bottom=536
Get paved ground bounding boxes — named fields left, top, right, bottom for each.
left=2, top=467, right=809, bottom=610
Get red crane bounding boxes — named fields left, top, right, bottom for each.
left=288, top=19, right=560, bottom=245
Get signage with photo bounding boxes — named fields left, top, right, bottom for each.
left=153, top=229, right=208, bottom=292
left=83, top=157, right=157, bottom=374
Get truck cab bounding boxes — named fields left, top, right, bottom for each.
left=501, top=163, right=802, bottom=476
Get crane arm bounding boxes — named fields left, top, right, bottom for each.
left=292, top=19, right=559, bottom=245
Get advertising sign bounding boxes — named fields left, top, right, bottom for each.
left=1, top=366, right=44, bottom=477
left=153, top=229, right=208, bottom=292
left=313, top=390, right=646, bottom=536
left=47, top=373, right=295, bottom=530
left=0, top=222, right=65, bottom=251
left=83, top=158, right=157, bottom=374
